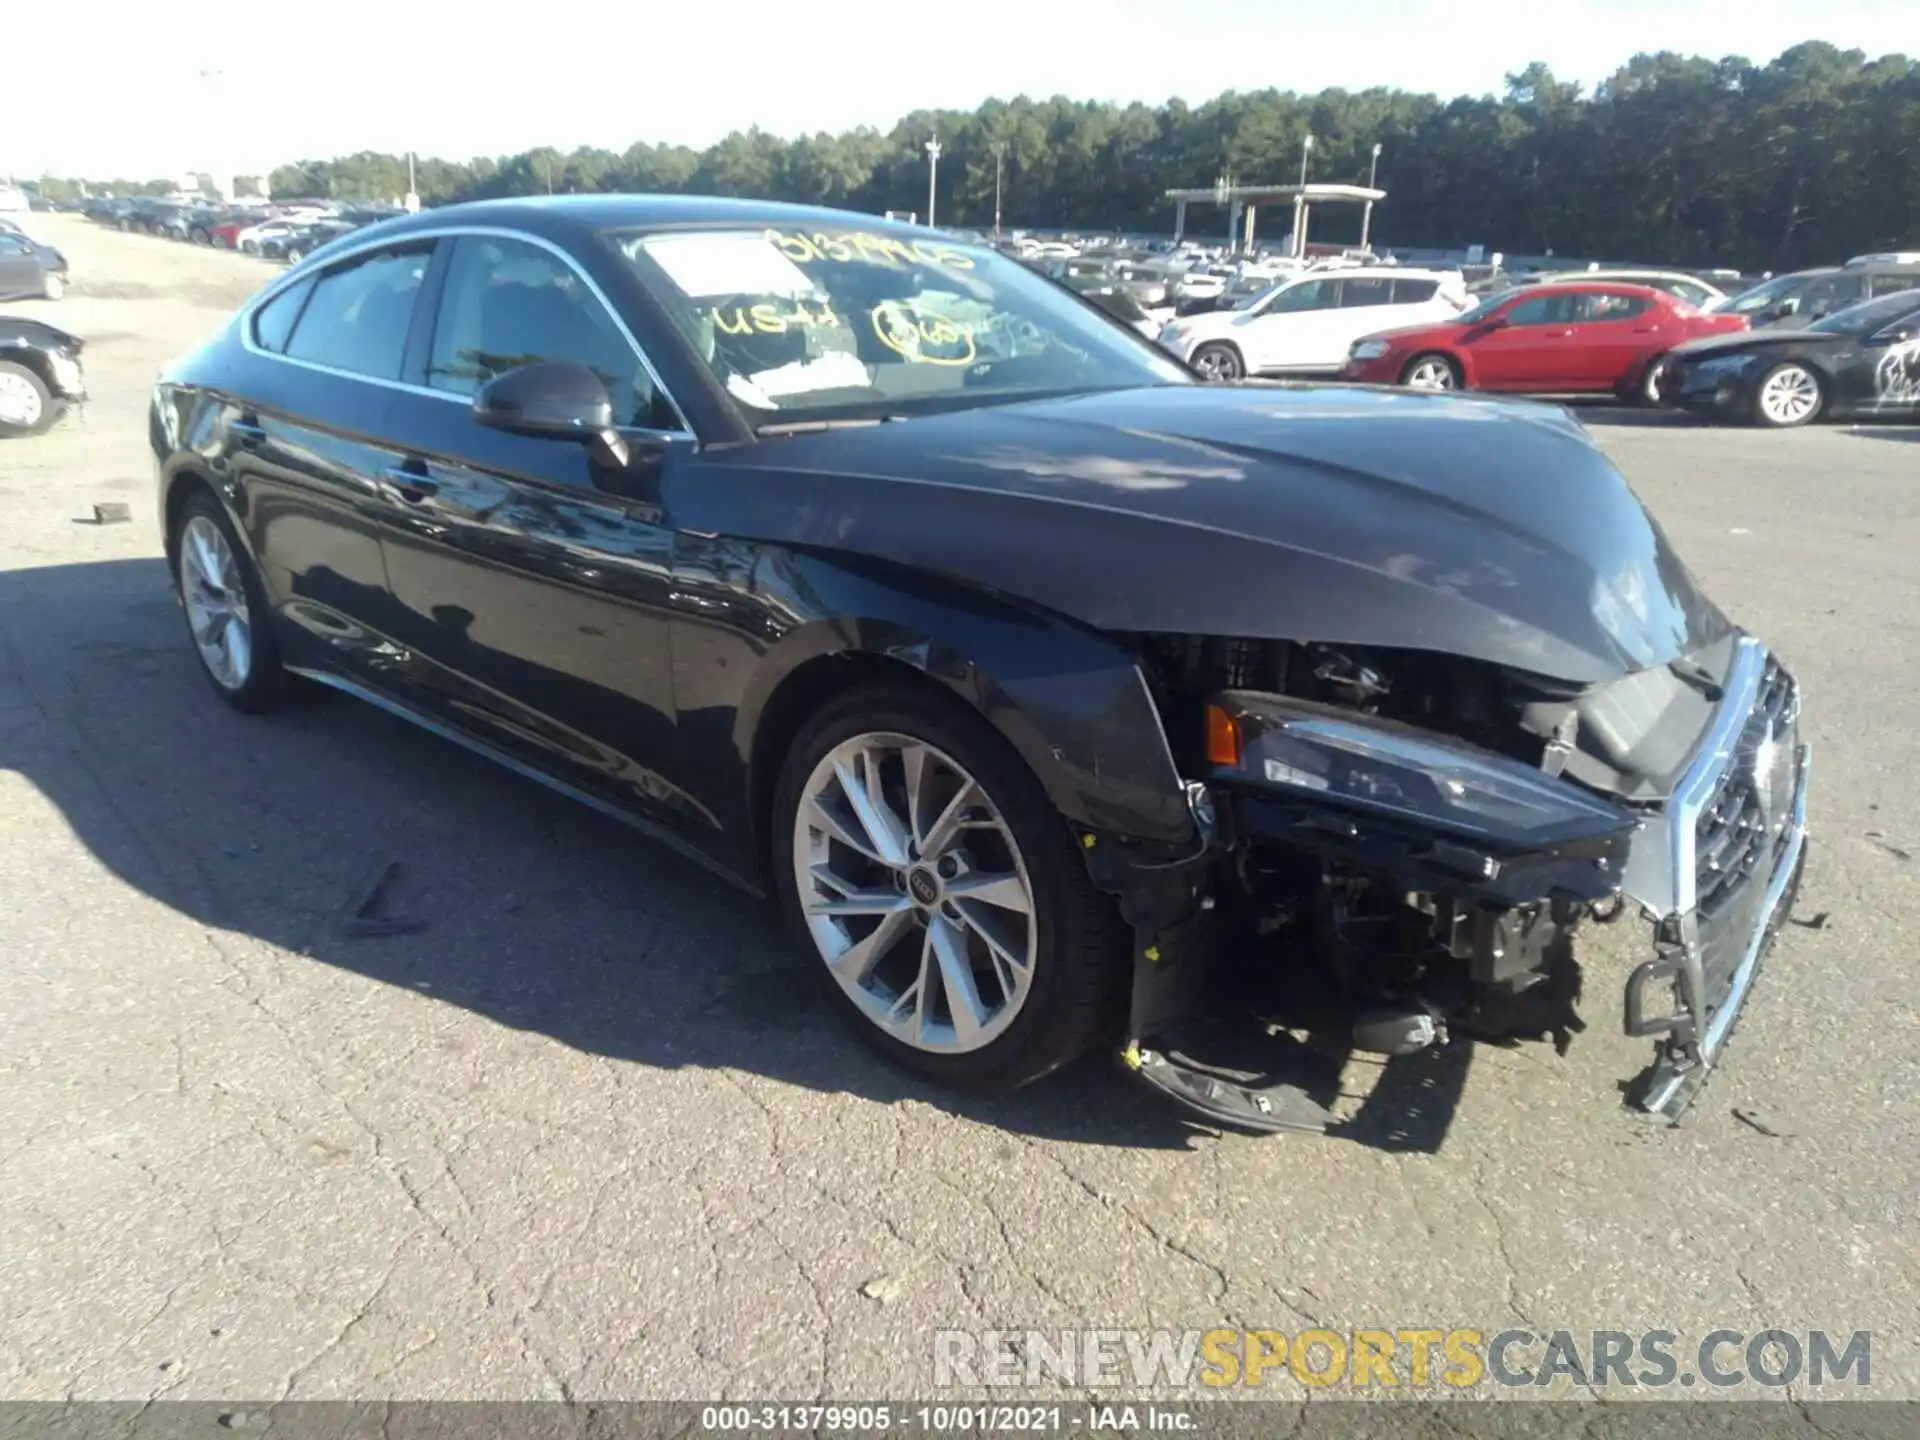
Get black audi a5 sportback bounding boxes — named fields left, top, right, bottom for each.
left=151, top=196, right=1812, bottom=1131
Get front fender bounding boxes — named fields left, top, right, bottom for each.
left=669, top=538, right=1195, bottom=881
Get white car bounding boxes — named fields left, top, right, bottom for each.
left=1157, top=268, right=1468, bottom=380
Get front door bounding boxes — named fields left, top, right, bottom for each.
left=1465, top=291, right=1584, bottom=390
left=0, top=235, right=41, bottom=299
left=369, top=232, right=701, bottom=831
left=1244, top=277, right=1341, bottom=372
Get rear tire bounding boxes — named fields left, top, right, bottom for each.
left=170, top=490, right=298, bottom=713
left=1633, top=353, right=1673, bottom=406
left=771, top=682, right=1126, bottom=1092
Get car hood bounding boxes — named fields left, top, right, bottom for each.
left=0, top=317, right=83, bottom=352
left=1672, top=329, right=1840, bottom=359
left=676, top=383, right=1730, bottom=686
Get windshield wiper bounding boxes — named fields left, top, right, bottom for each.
left=1668, top=657, right=1725, bottom=703
left=754, top=416, right=905, bottom=438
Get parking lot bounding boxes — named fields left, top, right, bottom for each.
left=3, top=214, right=1918, bottom=1403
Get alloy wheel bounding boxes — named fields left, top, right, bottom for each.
left=179, top=515, right=254, bottom=692
left=792, top=733, right=1038, bottom=1054
left=1758, top=365, right=1819, bottom=426
left=1405, top=357, right=1456, bottom=390
left=0, top=370, right=44, bottom=429
left=1192, top=346, right=1241, bottom=382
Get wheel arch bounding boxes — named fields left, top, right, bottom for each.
left=0, top=344, right=57, bottom=394
left=732, top=566, right=1196, bottom=885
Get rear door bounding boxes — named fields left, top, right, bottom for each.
left=367, top=231, right=698, bottom=828
left=1560, top=289, right=1662, bottom=389
left=1326, top=274, right=1399, bottom=364
left=222, top=241, right=436, bottom=671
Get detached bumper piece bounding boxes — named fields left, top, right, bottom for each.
left=1124, top=1039, right=1332, bottom=1135
left=1623, top=643, right=1811, bottom=1121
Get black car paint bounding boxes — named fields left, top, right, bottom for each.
left=1670, top=296, right=1920, bottom=421
left=153, top=199, right=1738, bottom=888
left=0, top=232, right=67, bottom=300
left=0, top=316, right=87, bottom=409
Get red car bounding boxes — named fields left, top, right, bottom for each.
left=1341, top=282, right=1749, bottom=402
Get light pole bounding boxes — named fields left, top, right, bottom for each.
left=1291, top=135, right=1314, bottom=258
left=198, top=68, right=224, bottom=198
left=990, top=142, right=1007, bottom=239
left=925, top=135, right=942, bottom=229
left=1360, top=142, right=1382, bottom=252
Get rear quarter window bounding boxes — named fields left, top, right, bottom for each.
left=251, top=279, right=313, bottom=354
left=1389, top=278, right=1438, bottom=303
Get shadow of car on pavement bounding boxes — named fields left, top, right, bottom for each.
left=0, top=556, right=1472, bottom=1155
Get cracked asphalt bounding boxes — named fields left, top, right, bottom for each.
left=1, top=217, right=1916, bottom=1404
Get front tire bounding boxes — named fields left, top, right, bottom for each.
left=170, top=491, right=297, bottom=712
left=772, top=683, right=1125, bottom=1091
left=1401, top=352, right=1461, bottom=390
left=1753, top=362, right=1823, bottom=427
left=1189, top=342, right=1244, bottom=382
left=0, top=361, right=55, bottom=437
left=1634, top=353, right=1673, bottom=406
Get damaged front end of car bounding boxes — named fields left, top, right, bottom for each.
left=1086, top=631, right=1811, bottom=1132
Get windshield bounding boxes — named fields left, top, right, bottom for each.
left=1453, top=289, right=1517, bottom=324
left=1810, top=291, right=1920, bottom=336
left=617, top=226, right=1189, bottom=421
left=1720, top=272, right=1816, bottom=316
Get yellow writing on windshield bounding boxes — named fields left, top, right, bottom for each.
left=767, top=229, right=976, bottom=272
left=871, top=301, right=977, bottom=366
left=709, top=300, right=843, bottom=336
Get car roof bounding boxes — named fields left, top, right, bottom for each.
left=1508, top=281, right=1672, bottom=300
left=355, top=194, right=956, bottom=248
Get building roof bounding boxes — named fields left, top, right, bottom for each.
left=1163, top=183, right=1386, bottom=204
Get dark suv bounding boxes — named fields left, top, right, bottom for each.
left=1716, top=261, right=1920, bottom=327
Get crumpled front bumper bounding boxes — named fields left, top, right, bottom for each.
left=1619, top=637, right=1811, bottom=1120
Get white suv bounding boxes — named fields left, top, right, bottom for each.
left=1157, top=269, right=1468, bottom=380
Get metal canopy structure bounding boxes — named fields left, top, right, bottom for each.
left=1164, top=182, right=1387, bottom=257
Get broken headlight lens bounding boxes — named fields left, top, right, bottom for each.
left=1215, top=694, right=1637, bottom=847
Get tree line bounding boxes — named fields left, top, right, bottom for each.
left=38, top=42, right=1918, bottom=271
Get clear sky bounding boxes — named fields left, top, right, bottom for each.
left=8, top=0, right=1906, bottom=179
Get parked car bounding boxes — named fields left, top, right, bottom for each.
left=1342, top=283, right=1747, bottom=401
left=1668, top=288, right=1920, bottom=427
left=149, top=195, right=1810, bottom=1130
left=1158, top=269, right=1469, bottom=380
left=1708, top=263, right=1920, bottom=327
left=1062, top=281, right=1162, bottom=338
left=261, top=220, right=357, bottom=263
left=0, top=317, right=86, bottom=436
left=0, top=230, right=69, bottom=300
left=1519, top=268, right=1727, bottom=310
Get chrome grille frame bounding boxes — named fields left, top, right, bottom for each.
left=1621, top=636, right=1812, bottom=1119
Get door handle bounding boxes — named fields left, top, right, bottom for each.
left=381, top=464, right=439, bottom=504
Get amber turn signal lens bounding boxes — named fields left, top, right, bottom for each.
left=1205, top=704, right=1242, bottom=768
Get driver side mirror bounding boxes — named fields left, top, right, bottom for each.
left=474, top=360, right=630, bottom=469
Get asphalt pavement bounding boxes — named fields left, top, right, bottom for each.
left=2, top=218, right=1915, bottom=1404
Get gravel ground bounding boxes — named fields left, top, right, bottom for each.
left=1, top=216, right=1915, bottom=1405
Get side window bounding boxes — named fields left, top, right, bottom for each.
left=1870, top=273, right=1920, bottom=299
left=426, top=235, right=664, bottom=429
left=251, top=279, right=313, bottom=354
left=1576, top=292, right=1650, bottom=322
left=1797, top=274, right=1865, bottom=319
left=1339, top=277, right=1394, bottom=307
left=1504, top=294, right=1574, bottom=327
left=283, top=247, right=428, bottom=380
left=1389, top=278, right=1438, bottom=303
left=1266, top=280, right=1326, bottom=314
left=1670, top=281, right=1711, bottom=307
left=0, top=235, right=27, bottom=255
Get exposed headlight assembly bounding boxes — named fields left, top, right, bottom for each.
left=1206, top=692, right=1637, bottom=849
left=1349, top=340, right=1392, bottom=360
